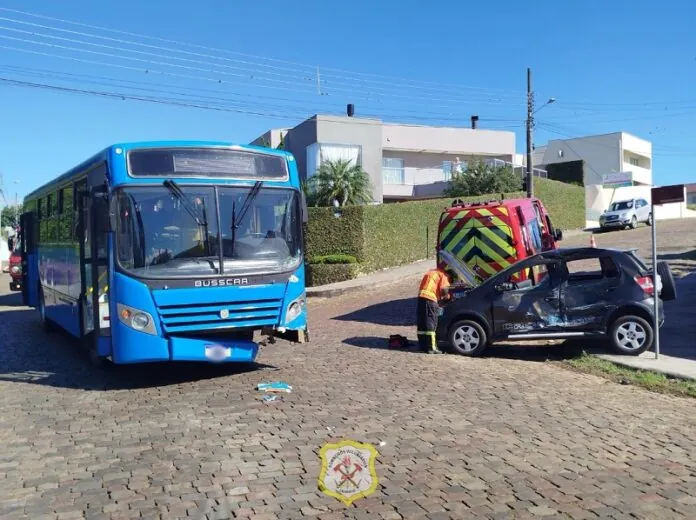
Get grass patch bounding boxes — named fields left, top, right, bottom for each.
left=562, top=352, right=696, bottom=398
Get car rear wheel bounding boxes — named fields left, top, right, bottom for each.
left=609, top=315, right=653, bottom=355
left=448, top=319, right=487, bottom=356
left=647, top=213, right=653, bottom=226
left=656, top=261, right=676, bottom=301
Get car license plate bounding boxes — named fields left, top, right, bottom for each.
left=205, top=344, right=231, bottom=362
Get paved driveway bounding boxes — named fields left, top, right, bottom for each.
left=1, top=220, right=696, bottom=519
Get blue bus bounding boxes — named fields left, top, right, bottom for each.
left=19, top=141, right=308, bottom=366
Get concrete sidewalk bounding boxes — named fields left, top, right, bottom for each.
left=307, top=258, right=432, bottom=298
left=598, top=351, right=696, bottom=381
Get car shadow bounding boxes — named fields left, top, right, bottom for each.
left=333, top=297, right=416, bottom=327
left=0, top=305, right=275, bottom=391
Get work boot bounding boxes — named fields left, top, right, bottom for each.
left=427, top=348, right=443, bottom=355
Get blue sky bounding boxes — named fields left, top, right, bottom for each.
left=0, top=0, right=694, bottom=201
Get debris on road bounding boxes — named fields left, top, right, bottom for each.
left=256, top=381, right=292, bottom=393
left=388, top=334, right=409, bottom=349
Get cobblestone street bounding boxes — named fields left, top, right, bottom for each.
left=1, top=220, right=696, bottom=519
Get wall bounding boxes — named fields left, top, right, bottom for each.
left=282, top=118, right=318, bottom=183
left=315, top=116, right=384, bottom=202
left=542, top=133, right=623, bottom=186
left=382, top=124, right=515, bottom=157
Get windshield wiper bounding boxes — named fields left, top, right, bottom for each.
left=229, top=181, right=263, bottom=258
left=163, top=180, right=212, bottom=255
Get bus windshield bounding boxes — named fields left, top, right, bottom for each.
left=115, top=185, right=302, bottom=278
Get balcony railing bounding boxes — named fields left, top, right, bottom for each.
left=382, top=166, right=405, bottom=185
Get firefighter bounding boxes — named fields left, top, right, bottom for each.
left=416, top=267, right=452, bottom=354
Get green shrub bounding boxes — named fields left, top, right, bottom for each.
left=310, top=254, right=358, bottom=264
left=306, top=263, right=360, bottom=286
left=303, top=177, right=585, bottom=282
left=303, top=206, right=365, bottom=261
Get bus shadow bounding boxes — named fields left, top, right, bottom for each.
left=0, top=291, right=24, bottom=307
left=0, top=307, right=275, bottom=391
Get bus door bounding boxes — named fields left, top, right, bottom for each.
left=77, top=185, right=111, bottom=357
left=19, top=211, right=37, bottom=307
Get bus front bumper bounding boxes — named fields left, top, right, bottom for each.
left=169, top=336, right=259, bottom=363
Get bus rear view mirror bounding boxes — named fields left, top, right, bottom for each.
left=109, top=196, right=118, bottom=232
left=300, top=191, right=308, bottom=224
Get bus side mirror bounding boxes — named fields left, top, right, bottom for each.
left=108, top=196, right=118, bottom=232
left=300, top=191, right=308, bottom=224
left=554, top=229, right=563, bottom=241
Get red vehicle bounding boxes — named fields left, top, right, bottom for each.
left=7, top=236, right=22, bottom=292
left=437, top=197, right=563, bottom=284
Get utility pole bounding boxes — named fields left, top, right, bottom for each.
left=525, top=67, right=534, bottom=198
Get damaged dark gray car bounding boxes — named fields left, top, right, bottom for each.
left=437, top=247, right=676, bottom=356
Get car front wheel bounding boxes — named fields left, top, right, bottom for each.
left=448, top=319, right=487, bottom=356
left=609, top=315, right=653, bottom=355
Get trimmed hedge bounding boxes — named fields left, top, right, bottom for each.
left=310, top=254, right=358, bottom=264
left=304, top=177, right=585, bottom=285
left=306, top=263, right=360, bottom=286
left=304, top=206, right=365, bottom=262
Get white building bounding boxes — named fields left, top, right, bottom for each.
left=252, top=115, right=519, bottom=202
left=533, top=131, right=696, bottom=227
left=534, top=131, right=653, bottom=187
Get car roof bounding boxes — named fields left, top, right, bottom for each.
left=527, top=246, right=636, bottom=261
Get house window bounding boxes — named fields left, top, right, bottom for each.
left=442, top=161, right=452, bottom=181
left=629, top=157, right=640, bottom=166
left=382, top=157, right=405, bottom=184
left=443, top=160, right=468, bottom=181
left=306, top=143, right=362, bottom=179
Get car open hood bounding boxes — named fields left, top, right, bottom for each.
left=438, top=250, right=481, bottom=287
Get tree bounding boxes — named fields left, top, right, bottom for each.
left=444, top=160, right=522, bottom=197
left=1, top=204, right=21, bottom=229
left=306, top=159, right=372, bottom=207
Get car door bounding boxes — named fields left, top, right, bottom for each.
left=492, top=257, right=565, bottom=336
left=638, top=199, right=650, bottom=221
left=559, top=253, right=621, bottom=330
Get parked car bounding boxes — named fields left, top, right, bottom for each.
left=437, top=246, right=676, bottom=356
left=599, top=198, right=652, bottom=230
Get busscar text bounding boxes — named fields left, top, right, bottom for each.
left=194, top=278, right=249, bottom=287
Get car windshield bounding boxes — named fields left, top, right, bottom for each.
left=115, top=185, right=302, bottom=277
left=609, top=201, right=633, bottom=211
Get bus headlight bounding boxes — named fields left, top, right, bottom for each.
left=285, top=295, right=305, bottom=324
left=117, top=303, right=157, bottom=335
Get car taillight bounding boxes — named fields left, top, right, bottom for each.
left=634, top=275, right=654, bottom=295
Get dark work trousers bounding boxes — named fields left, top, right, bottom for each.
left=416, top=297, right=440, bottom=351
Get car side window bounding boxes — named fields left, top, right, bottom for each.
left=565, top=256, right=619, bottom=282
left=505, top=263, right=552, bottom=290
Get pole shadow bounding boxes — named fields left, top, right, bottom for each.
left=333, top=297, right=415, bottom=326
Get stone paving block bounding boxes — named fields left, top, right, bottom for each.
left=2, top=225, right=696, bottom=520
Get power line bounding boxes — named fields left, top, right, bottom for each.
left=0, top=76, right=523, bottom=131
left=0, top=8, right=525, bottom=100
left=0, top=64, right=523, bottom=126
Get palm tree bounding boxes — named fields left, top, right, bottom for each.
left=307, top=159, right=372, bottom=207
